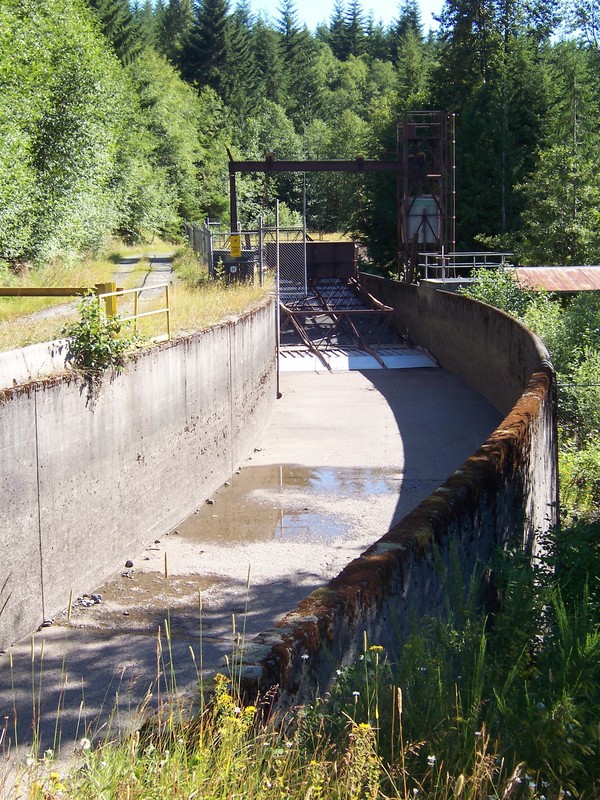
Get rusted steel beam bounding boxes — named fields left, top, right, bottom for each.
left=229, top=157, right=401, bottom=174
left=279, top=302, right=332, bottom=371
left=280, top=309, right=392, bottom=316
left=347, top=278, right=394, bottom=311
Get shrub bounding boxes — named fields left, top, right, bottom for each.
left=62, top=294, right=144, bottom=372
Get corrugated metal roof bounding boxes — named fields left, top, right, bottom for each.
left=515, top=266, right=600, bottom=293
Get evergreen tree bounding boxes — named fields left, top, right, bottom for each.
left=395, top=26, right=431, bottom=108
left=182, top=0, right=230, bottom=96
left=517, top=42, right=600, bottom=264
left=277, top=0, right=300, bottom=48
left=396, top=0, right=423, bottom=38
left=252, top=16, right=286, bottom=104
left=569, top=0, right=600, bottom=47
left=88, top=0, right=141, bottom=63
left=285, top=29, right=325, bottom=125
left=364, top=13, right=391, bottom=61
left=433, top=0, right=499, bottom=109
left=431, top=0, right=551, bottom=247
left=224, top=1, right=259, bottom=114
left=276, top=0, right=324, bottom=124
left=328, top=0, right=347, bottom=60
left=159, top=0, right=194, bottom=65
left=134, top=0, right=159, bottom=48
left=389, top=0, right=422, bottom=62
left=343, top=0, right=366, bottom=58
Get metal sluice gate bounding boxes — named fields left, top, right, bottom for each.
left=278, top=277, right=435, bottom=372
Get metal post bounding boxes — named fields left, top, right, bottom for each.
left=134, top=290, right=139, bottom=332
left=229, top=162, right=238, bottom=233
left=303, top=173, right=308, bottom=296
left=166, top=285, right=171, bottom=340
left=96, top=282, right=118, bottom=316
left=258, top=215, right=264, bottom=287
left=275, top=201, right=282, bottom=399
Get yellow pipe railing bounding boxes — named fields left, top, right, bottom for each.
left=96, top=283, right=171, bottom=342
left=1, top=281, right=172, bottom=341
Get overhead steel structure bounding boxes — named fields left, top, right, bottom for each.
left=225, top=113, right=456, bottom=369
left=399, top=111, right=456, bottom=281
left=227, top=110, right=455, bottom=278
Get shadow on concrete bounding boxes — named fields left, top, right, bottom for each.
left=357, top=367, right=502, bottom=527
left=0, top=576, right=321, bottom=760
left=0, top=366, right=503, bottom=770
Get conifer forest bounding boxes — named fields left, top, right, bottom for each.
left=1, top=0, right=600, bottom=270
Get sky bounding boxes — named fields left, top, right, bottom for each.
left=248, top=0, right=445, bottom=32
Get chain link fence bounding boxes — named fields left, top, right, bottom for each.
left=184, top=222, right=308, bottom=294
left=263, top=228, right=307, bottom=306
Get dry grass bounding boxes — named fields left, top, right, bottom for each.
left=0, top=243, right=272, bottom=353
left=308, top=230, right=354, bottom=242
left=168, top=278, right=272, bottom=337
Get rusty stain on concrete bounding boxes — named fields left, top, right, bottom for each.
left=236, top=314, right=556, bottom=713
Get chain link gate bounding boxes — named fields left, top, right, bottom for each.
left=186, top=220, right=308, bottom=290
left=262, top=227, right=307, bottom=306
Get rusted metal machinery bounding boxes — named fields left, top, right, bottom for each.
left=225, top=114, right=455, bottom=367
left=399, top=111, right=456, bottom=281
left=227, top=110, right=455, bottom=280
left=279, top=275, right=398, bottom=371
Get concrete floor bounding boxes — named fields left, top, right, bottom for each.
left=0, top=366, right=501, bottom=782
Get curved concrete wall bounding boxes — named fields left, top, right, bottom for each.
left=239, top=278, right=558, bottom=709
left=0, top=298, right=276, bottom=651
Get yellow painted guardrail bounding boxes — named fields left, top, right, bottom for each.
left=97, top=283, right=171, bottom=342
left=0, top=282, right=119, bottom=314
left=0, top=281, right=172, bottom=341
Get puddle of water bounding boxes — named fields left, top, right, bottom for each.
left=177, top=464, right=403, bottom=545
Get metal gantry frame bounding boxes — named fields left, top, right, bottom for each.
left=228, top=112, right=455, bottom=281
left=399, top=111, right=456, bottom=280
left=223, top=117, right=456, bottom=366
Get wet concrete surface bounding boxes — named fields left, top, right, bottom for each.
left=0, top=367, right=501, bottom=782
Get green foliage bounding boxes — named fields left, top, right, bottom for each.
left=460, top=269, right=600, bottom=517
left=297, top=521, right=599, bottom=798
left=459, top=267, right=533, bottom=316
left=3, top=0, right=600, bottom=277
left=62, top=295, right=145, bottom=372
left=88, top=0, right=141, bottom=63
left=0, top=0, right=131, bottom=263
left=181, top=0, right=230, bottom=94
left=157, top=0, right=194, bottom=64
left=559, top=436, right=600, bottom=516
left=127, top=49, right=206, bottom=223
left=561, top=291, right=600, bottom=359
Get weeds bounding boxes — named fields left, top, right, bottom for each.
left=62, top=295, right=147, bottom=373
left=6, top=520, right=598, bottom=799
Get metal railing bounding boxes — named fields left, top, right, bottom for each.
left=419, top=251, right=514, bottom=282
left=97, top=283, right=171, bottom=342
left=0, top=282, right=120, bottom=315
left=1, top=280, right=171, bottom=342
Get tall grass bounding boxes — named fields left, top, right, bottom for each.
left=13, top=520, right=598, bottom=800
left=0, top=243, right=271, bottom=354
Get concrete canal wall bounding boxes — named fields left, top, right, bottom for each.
left=1, top=274, right=558, bottom=716
left=240, top=278, right=558, bottom=709
left=0, top=298, right=276, bottom=651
